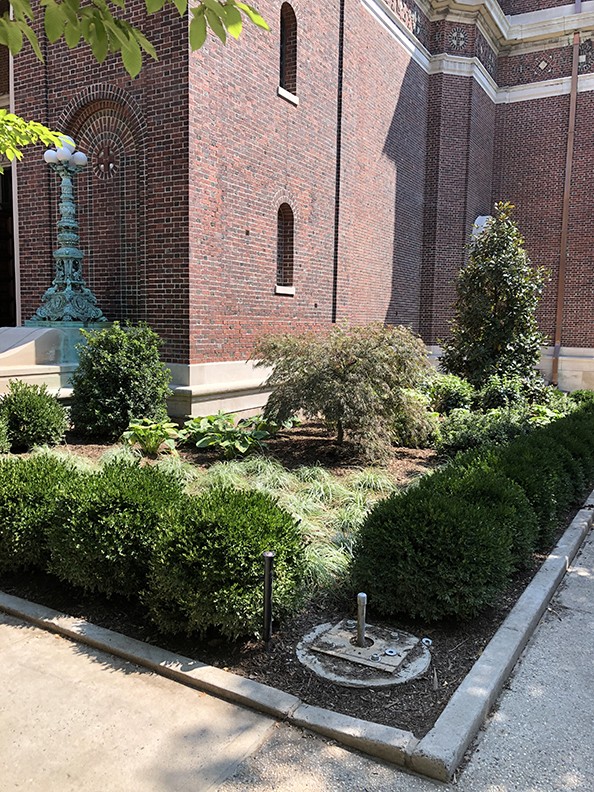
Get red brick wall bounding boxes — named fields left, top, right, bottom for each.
left=12, top=6, right=191, bottom=363
left=420, top=75, right=495, bottom=345
left=337, top=0, right=428, bottom=332
left=10, top=0, right=594, bottom=369
left=492, top=96, right=568, bottom=344
left=500, top=0, right=569, bottom=15
left=561, top=90, right=594, bottom=347
left=187, top=0, right=341, bottom=364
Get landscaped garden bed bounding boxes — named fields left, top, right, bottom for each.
left=0, top=416, right=589, bottom=739
left=2, top=205, right=594, bottom=742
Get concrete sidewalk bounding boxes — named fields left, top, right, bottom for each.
left=1, top=529, right=593, bottom=791
left=0, top=613, right=275, bottom=791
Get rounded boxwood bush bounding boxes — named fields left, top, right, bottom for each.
left=47, top=459, right=183, bottom=597
left=70, top=322, right=172, bottom=440
left=351, top=462, right=538, bottom=622
left=145, top=487, right=305, bottom=639
left=0, top=454, right=77, bottom=573
left=496, top=435, right=575, bottom=546
left=0, top=379, right=67, bottom=451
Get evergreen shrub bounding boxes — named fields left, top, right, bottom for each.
left=0, top=455, right=77, bottom=572
left=429, top=374, right=475, bottom=415
left=437, top=407, right=530, bottom=456
left=47, top=459, right=183, bottom=597
left=0, top=416, right=9, bottom=454
left=351, top=461, right=537, bottom=621
left=497, top=420, right=591, bottom=544
left=0, top=379, right=67, bottom=450
left=570, top=389, right=594, bottom=406
left=70, top=322, right=172, bottom=439
left=441, top=202, right=547, bottom=386
left=477, top=374, right=526, bottom=410
left=145, top=487, right=305, bottom=639
left=352, top=404, right=594, bottom=622
left=391, top=390, right=440, bottom=449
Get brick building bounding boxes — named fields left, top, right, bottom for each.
left=1, top=0, right=593, bottom=411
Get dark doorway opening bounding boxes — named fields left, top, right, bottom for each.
left=0, top=168, right=16, bottom=326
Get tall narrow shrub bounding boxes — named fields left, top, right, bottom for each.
left=441, top=202, right=547, bottom=387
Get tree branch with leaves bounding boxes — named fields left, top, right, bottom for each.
left=0, top=0, right=268, bottom=165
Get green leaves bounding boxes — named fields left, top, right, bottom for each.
left=3, top=1, right=269, bottom=79
left=441, top=202, right=548, bottom=387
left=0, top=110, right=63, bottom=170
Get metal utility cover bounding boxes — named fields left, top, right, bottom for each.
left=310, top=619, right=419, bottom=674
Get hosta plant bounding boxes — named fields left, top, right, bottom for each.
left=122, top=418, right=181, bottom=457
left=182, top=411, right=270, bottom=458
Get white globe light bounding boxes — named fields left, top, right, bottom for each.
left=56, top=147, right=72, bottom=162
left=43, top=149, right=59, bottom=164
left=70, top=151, right=88, bottom=167
left=59, top=135, right=76, bottom=153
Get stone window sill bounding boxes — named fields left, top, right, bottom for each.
left=277, top=86, right=299, bottom=106
left=275, top=284, right=295, bottom=296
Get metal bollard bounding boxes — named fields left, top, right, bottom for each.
left=263, top=551, right=275, bottom=643
left=356, top=592, right=367, bottom=647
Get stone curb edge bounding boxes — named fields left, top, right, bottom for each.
left=1, top=487, right=592, bottom=783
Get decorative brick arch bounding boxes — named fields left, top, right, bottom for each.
left=56, top=86, right=148, bottom=322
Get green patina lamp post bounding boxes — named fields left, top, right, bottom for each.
left=29, top=138, right=106, bottom=324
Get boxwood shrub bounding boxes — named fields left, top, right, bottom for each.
left=145, top=487, right=305, bottom=639
left=0, top=379, right=67, bottom=451
left=0, top=416, right=9, bottom=454
left=352, top=403, right=594, bottom=622
left=351, top=461, right=537, bottom=622
left=47, top=459, right=183, bottom=597
left=428, top=374, right=475, bottom=415
left=0, top=454, right=77, bottom=573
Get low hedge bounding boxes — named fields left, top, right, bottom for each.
left=0, top=454, right=77, bottom=573
left=0, top=455, right=305, bottom=640
left=46, top=459, right=184, bottom=598
left=145, top=487, right=305, bottom=639
left=352, top=403, right=594, bottom=622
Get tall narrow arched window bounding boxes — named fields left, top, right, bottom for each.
left=280, top=3, right=297, bottom=96
left=276, top=203, right=294, bottom=288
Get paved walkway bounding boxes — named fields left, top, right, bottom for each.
left=1, top=530, right=593, bottom=791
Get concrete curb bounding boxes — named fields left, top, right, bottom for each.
left=1, top=488, right=593, bottom=783
left=409, top=501, right=594, bottom=781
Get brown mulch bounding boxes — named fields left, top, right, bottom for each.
left=0, top=424, right=561, bottom=738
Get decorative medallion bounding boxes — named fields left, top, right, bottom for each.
left=449, top=27, right=468, bottom=51
left=92, top=139, right=120, bottom=180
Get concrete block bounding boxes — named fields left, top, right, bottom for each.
left=290, top=703, right=417, bottom=767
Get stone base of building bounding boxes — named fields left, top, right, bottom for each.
left=427, top=345, right=594, bottom=393
left=2, top=330, right=592, bottom=422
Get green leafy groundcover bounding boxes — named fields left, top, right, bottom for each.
left=352, top=403, right=594, bottom=622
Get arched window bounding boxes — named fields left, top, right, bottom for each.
left=280, top=3, right=297, bottom=96
left=276, top=203, right=294, bottom=287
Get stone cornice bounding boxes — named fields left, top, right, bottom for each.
left=364, top=0, right=594, bottom=100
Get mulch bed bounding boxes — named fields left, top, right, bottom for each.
left=0, top=424, right=565, bottom=738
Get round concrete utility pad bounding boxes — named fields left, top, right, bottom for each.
left=297, top=620, right=431, bottom=688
